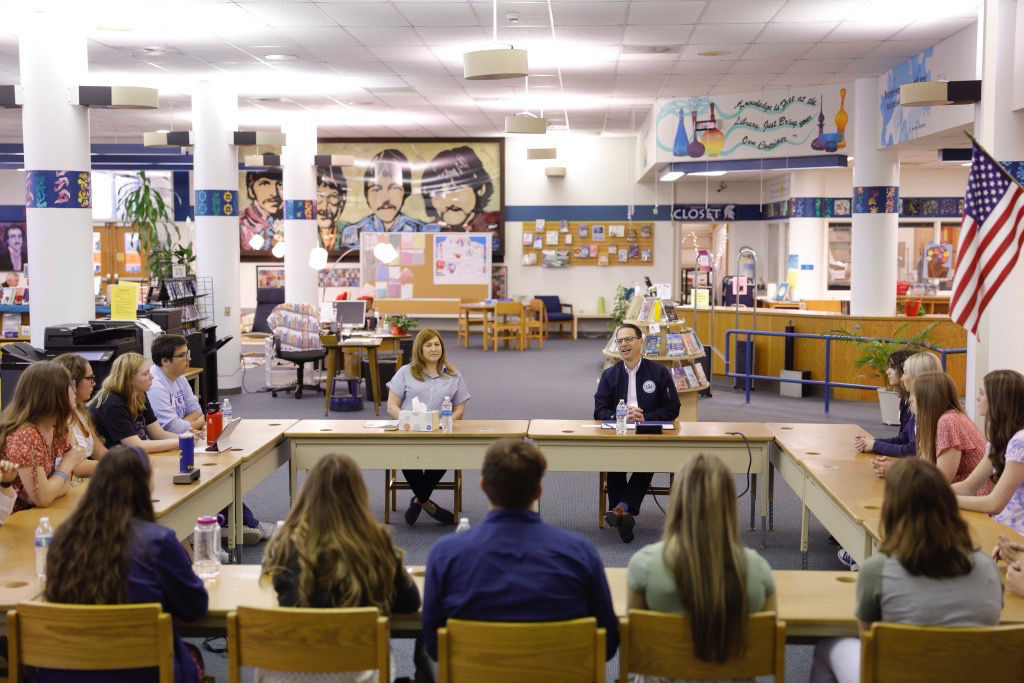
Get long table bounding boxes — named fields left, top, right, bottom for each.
left=527, top=420, right=776, bottom=542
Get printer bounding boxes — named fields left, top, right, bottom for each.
left=44, top=322, right=142, bottom=388
left=90, top=318, right=163, bottom=361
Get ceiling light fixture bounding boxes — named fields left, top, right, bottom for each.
left=526, top=147, right=556, bottom=159
left=688, top=170, right=727, bottom=177
left=264, top=54, right=299, bottom=62
left=505, top=112, right=547, bottom=134
left=660, top=170, right=685, bottom=182
left=463, top=0, right=528, bottom=80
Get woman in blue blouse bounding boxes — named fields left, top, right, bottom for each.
left=387, top=328, right=470, bottom=526
left=40, top=446, right=208, bottom=683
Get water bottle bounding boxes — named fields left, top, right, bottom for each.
left=456, top=517, right=471, bottom=533
left=440, top=396, right=453, bottom=433
left=192, top=515, right=221, bottom=580
left=615, top=399, right=628, bottom=435
left=34, top=516, right=53, bottom=580
left=221, top=398, right=232, bottom=422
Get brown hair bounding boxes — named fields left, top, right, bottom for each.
left=408, top=327, right=457, bottom=382
left=90, top=352, right=148, bottom=418
left=481, top=439, right=546, bottom=509
left=913, top=371, right=963, bottom=464
left=52, top=353, right=99, bottom=441
left=887, top=349, right=916, bottom=399
left=983, top=369, right=1024, bottom=482
left=662, top=453, right=748, bottom=663
left=879, top=458, right=975, bottom=578
left=261, top=453, right=405, bottom=611
left=45, top=446, right=154, bottom=603
left=0, top=361, right=74, bottom=454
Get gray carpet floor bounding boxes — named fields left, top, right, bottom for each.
left=203, top=333, right=891, bottom=682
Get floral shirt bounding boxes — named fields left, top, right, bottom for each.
left=994, top=430, right=1024, bottom=532
left=2, top=425, right=72, bottom=512
left=936, top=410, right=994, bottom=495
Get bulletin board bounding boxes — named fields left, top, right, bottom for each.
left=360, top=232, right=490, bottom=301
left=520, top=220, right=655, bottom=267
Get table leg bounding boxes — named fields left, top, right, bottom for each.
left=768, top=463, right=775, bottom=531
left=749, top=472, right=757, bottom=531
left=323, top=347, right=339, bottom=416
left=228, top=495, right=239, bottom=564
left=368, top=347, right=381, bottom=416
left=800, top=504, right=810, bottom=569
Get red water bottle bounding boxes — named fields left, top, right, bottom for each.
left=206, top=402, right=222, bottom=447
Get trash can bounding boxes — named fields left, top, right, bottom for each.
left=362, top=357, right=399, bottom=399
left=1, top=343, right=48, bottom=410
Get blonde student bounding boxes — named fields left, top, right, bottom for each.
left=869, top=351, right=941, bottom=476
left=954, top=370, right=1024, bottom=531
left=88, top=352, right=182, bottom=453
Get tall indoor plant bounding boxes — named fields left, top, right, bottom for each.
left=117, top=171, right=195, bottom=281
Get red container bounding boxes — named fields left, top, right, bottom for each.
left=896, top=282, right=911, bottom=295
left=206, top=404, right=222, bottom=446
left=904, top=300, right=922, bottom=317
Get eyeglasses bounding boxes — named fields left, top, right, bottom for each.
left=615, top=336, right=639, bottom=346
left=173, top=351, right=191, bottom=359
left=83, top=375, right=96, bottom=383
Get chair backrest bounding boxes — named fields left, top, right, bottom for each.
left=267, top=302, right=324, bottom=352
left=228, top=605, right=389, bottom=683
left=528, top=298, right=547, bottom=321
left=535, top=295, right=562, bottom=313
left=8, top=602, right=174, bottom=683
left=618, top=610, right=784, bottom=682
left=437, top=617, right=605, bottom=683
left=494, top=301, right=523, bottom=317
left=254, top=287, right=286, bottom=333
left=859, top=622, right=1024, bottom=682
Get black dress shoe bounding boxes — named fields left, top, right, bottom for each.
left=404, top=499, right=422, bottom=526
left=618, top=513, right=636, bottom=543
left=424, top=501, right=456, bottom=525
left=603, top=510, right=620, bottom=528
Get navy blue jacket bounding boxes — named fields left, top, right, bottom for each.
left=594, top=358, right=681, bottom=422
left=873, top=397, right=916, bottom=457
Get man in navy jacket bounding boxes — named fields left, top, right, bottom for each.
left=594, top=323, right=680, bottom=542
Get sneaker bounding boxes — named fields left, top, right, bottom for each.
left=217, top=548, right=230, bottom=564
left=604, top=503, right=627, bottom=529
left=618, top=513, right=636, bottom=543
left=837, top=548, right=859, bottom=571
left=257, top=521, right=277, bottom=541
left=242, top=525, right=263, bottom=546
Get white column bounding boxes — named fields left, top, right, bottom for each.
left=19, top=15, right=94, bottom=346
left=282, top=114, right=319, bottom=304
left=192, top=82, right=241, bottom=391
left=850, top=76, right=900, bottom=317
left=966, top=0, right=1024, bottom=417
left=787, top=170, right=826, bottom=300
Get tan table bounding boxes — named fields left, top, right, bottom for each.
left=456, top=302, right=494, bottom=348
left=285, top=420, right=530, bottom=499
left=183, top=366, right=203, bottom=398
left=527, top=420, right=776, bottom=543
left=321, top=334, right=383, bottom=417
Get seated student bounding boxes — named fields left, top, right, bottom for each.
left=810, top=458, right=1003, bottom=683
left=146, top=334, right=206, bottom=433
left=867, top=351, right=942, bottom=475
left=40, top=446, right=209, bottom=683
left=594, top=323, right=680, bottom=543
left=53, top=353, right=108, bottom=476
left=954, top=369, right=1024, bottom=531
left=260, top=453, right=419, bottom=682
left=1, top=361, right=88, bottom=512
left=0, top=459, right=17, bottom=524
left=387, top=328, right=470, bottom=526
left=854, top=349, right=916, bottom=457
left=896, top=371, right=992, bottom=494
left=422, top=439, right=619, bottom=669
left=626, top=452, right=776, bottom=672
left=89, top=352, right=182, bottom=453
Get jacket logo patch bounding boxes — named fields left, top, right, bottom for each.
left=642, top=380, right=656, bottom=393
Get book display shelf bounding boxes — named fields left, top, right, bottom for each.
left=155, top=276, right=213, bottom=332
left=602, top=296, right=708, bottom=421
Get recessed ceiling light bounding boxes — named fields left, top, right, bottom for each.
left=697, top=50, right=730, bottom=57
left=264, top=54, right=298, bottom=62
left=139, top=47, right=170, bottom=56
left=660, top=171, right=685, bottom=182
left=688, top=170, right=727, bottom=177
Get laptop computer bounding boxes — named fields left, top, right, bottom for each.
left=203, top=417, right=242, bottom=453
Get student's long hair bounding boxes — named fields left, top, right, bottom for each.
left=45, top=446, right=154, bottom=603
left=408, top=328, right=457, bottom=382
left=879, top=457, right=974, bottom=578
left=662, top=452, right=747, bottom=663
left=902, top=351, right=941, bottom=391
left=90, top=352, right=147, bottom=418
left=983, top=369, right=1024, bottom=482
left=262, top=453, right=403, bottom=611
left=0, top=361, right=74, bottom=452
left=887, top=349, right=916, bottom=400
left=52, top=353, right=98, bottom=440
left=913, top=371, right=965, bottom=464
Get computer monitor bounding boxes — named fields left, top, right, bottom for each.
left=335, top=300, right=367, bottom=329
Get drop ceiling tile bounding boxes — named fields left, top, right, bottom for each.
left=866, top=40, right=937, bottom=58
left=847, top=56, right=906, bottom=73
left=316, top=2, right=409, bottom=26
left=553, top=1, right=628, bottom=26
left=772, top=0, right=866, bottom=23
left=786, top=58, right=854, bottom=73
left=728, top=59, right=795, bottom=74
left=368, top=46, right=437, bottom=62
left=892, top=16, right=975, bottom=41
left=389, top=60, right=452, bottom=76
left=416, top=26, right=489, bottom=45
left=802, top=41, right=880, bottom=58
left=615, top=60, right=676, bottom=75
left=345, top=26, right=424, bottom=46
left=700, top=0, right=786, bottom=23
left=758, top=21, right=838, bottom=43
left=717, top=73, right=779, bottom=86
left=626, top=1, right=705, bottom=24
left=623, top=25, right=694, bottom=45
left=672, top=59, right=733, bottom=74
left=395, top=2, right=478, bottom=26
left=613, top=73, right=669, bottom=87
left=740, top=42, right=814, bottom=59
left=688, top=23, right=764, bottom=44
left=307, top=46, right=379, bottom=62
left=400, top=74, right=461, bottom=88
left=270, top=26, right=361, bottom=47
left=240, top=2, right=332, bottom=28
left=556, top=25, right=628, bottom=43
left=663, top=73, right=721, bottom=87
left=680, top=44, right=749, bottom=60
left=769, top=72, right=838, bottom=86
left=825, top=22, right=905, bottom=42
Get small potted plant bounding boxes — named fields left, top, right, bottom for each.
left=386, top=314, right=419, bottom=336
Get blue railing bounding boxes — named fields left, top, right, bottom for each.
left=723, top=329, right=967, bottom=414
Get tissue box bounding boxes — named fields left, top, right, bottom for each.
left=399, top=409, right=439, bottom=432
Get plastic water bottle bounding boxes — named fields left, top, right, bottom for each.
left=615, top=399, right=628, bottom=435
left=456, top=517, right=471, bottom=533
left=221, top=398, right=232, bottom=422
left=440, top=396, right=454, bottom=433
left=192, top=515, right=221, bottom=580
left=34, top=517, right=53, bottom=580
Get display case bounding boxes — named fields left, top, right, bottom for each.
left=154, top=276, right=213, bottom=332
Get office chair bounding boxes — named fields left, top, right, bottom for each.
left=266, top=302, right=327, bottom=399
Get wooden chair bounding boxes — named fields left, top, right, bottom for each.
left=384, top=468, right=462, bottom=524
left=597, top=472, right=673, bottom=528
left=523, top=298, right=546, bottom=350
left=859, top=622, right=1024, bottom=682
left=228, top=605, right=389, bottom=683
left=483, top=301, right=524, bottom=351
left=618, top=610, right=785, bottom=682
left=7, top=602, right=174, bottom=683
left=437, top=617, right=605, bottom=683
left=457, top=306, right=485, bottom=347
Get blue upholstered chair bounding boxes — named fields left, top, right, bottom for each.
left=534, top=295, right=575, bottom=339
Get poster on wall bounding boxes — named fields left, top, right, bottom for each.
left=923, top=243, right=952, bottom=280
left=240, top=139, right=505, bottom=263
left=123, top=231, right=142, bottom=274
left=655, top=86, right=852, bottom=162
left=0, top=222, right=28, bottom=274
left=433, top=234, right=490, bottom=285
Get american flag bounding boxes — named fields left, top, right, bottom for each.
left=950, top=141, right=1024, bottom=334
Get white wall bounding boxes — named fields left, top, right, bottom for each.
left=0, top=170, right=24, bottom=202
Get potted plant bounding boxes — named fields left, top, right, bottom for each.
left=608, top=284, right=634, bottom=329
left=386, top=314, right=419, bottom=336
left=117, top=171, right=195, bottom=281
left=829, top=321, right=941, bottom=425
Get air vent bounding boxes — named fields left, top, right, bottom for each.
left=622, top=45, right=682, bottom=56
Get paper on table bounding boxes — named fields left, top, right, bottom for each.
left=365, top=420, right=398, bottom=429
left=600, top=422, right=676, bottom=430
